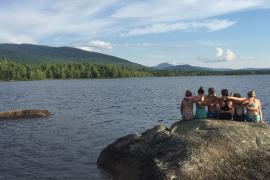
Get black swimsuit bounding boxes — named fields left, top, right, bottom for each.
left=219, top=98, right=233, bottom=120
left=233, top=105, right=246, bottom=121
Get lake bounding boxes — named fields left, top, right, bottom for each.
left=0, top=75, right=269, bottom=180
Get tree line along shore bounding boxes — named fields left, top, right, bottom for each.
left=0, top=60, right=270, bottom=81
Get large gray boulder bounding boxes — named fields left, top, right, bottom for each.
left=97, top=120, right=270, bottom=180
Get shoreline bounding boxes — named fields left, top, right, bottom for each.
left=0, top=74, right=270, bottom=82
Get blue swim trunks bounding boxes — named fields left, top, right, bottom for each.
left=207, top=112, right=218, bottom=118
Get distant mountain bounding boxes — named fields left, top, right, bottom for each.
left=0, top=43, right=144, bottom=69
left=153, top=63, right=175, bottom=70
left=242, top=68, right=270, bottom=71
left=169, top=64, right=209, bottom=71
left=153, top=63, right=232, bottom=71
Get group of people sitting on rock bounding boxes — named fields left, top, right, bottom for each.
left=180, top=87, right=264, bottom=123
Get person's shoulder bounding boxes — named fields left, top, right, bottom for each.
left=255, top=99, right=261, bottom=104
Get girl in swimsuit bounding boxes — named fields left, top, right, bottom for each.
left=218, top=89, right=234, bottom=120
left=244, top=91, right=263, bottom=122
left=181, top=90, right=194, bottom=121
left=195, top=87, right=207, bottom=119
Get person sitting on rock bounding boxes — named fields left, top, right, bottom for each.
left=232, top=93, right=246, bottom=121
left=218, top=89, right=234, bottom=120
left=194, top=87, right=207, bottom=119
left=244, top=91, right=263, bottom=122
left=181, top=90, right=194, bottom=121
left=205, top=87, right=219, bottom=119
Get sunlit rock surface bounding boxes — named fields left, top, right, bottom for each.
left=97, top=120, right=270, bottom=180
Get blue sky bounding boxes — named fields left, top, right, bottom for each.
left=0, top=0, right=270, bottom=68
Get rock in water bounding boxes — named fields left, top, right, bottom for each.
left=0, top=109, right=52, bottom=119
left=97, top=120, right=270, bottom=180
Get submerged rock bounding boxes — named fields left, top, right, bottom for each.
left=0, top=109, right=52, bottom=119
left=97, top=120, right=270, bottom=180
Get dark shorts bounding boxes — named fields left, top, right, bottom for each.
left=207, top=112, right=218, bottom=118
left=233, top=114, right=246, bottom=121
left=219, top=113, right=232, bottom=120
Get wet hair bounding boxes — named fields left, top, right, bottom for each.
left=185, top=90, right=192, bottom=97
left=208, top=87, right=215, bottom=95
left=198, top=87, right=204, bottom=95
left=247, top=90, right=256, bottom=98
left=221, top=89, right=229, bottom=96
left=233, top=93, right=241, bottom=98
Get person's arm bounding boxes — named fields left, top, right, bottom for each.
left=242, top=99, right=250, bottom=107
left=185, top=96, right=201, bottom=104
left=228, top=96, right=247, bottom=102
left=216, top=100, right=222, bottom=113
left=245, top=106, right=258, bottom=111
left=181, top=101, right=183, bottom=115
left=184, top=96, right=196, bottom=100
left=193, top=96, right=199, bottom=103
left=258, top=100, right=263, bottom=122
left=227, top=101, right=234, bottom=114
left=216, top=103, right=220, bottom=112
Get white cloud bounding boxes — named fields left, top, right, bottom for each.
left=0, top=0, right=269, bottom=43
left=77, top=46, right=94, bottom=52
left=114, top=0, right=268, bottom=36
left=0, top=0, right=117, bottom=45
left=226, top=49, right=236, bottom=61
left=89, top=40, right=113, bottom=50
left=216, top=47, right=224, bottom=60
left=194, top=19, right=237, bottom=32
left=123, top=19, right=236, bottom=36
left=115, top=43, right=191, bottom=49
left=113, top=0, right=268, bottom=20
left=77, top=40, right=113, bottom=52
left=215, top=47, right=236, bottom=61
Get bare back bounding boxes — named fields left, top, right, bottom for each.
left=206, top=95, right=219, bottom=113
left=181, top=99, right=194, bottom=113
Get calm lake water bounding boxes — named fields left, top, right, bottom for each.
left=0, top=75, right=269, bottom=180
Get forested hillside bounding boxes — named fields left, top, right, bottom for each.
left=0, top=60, right=269, bottom=81
left=0, top=61, right=152, bottom=80
left=0, top=43, right=143, bottom=69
